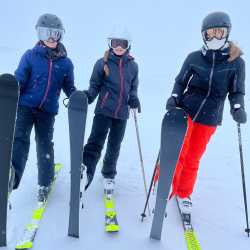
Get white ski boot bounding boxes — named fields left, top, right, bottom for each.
left=176, top=196, right=192, bottom=221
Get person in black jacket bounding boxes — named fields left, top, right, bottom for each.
left=83, top=29, right=140, bottom=193
left=165, top=12, right=247, bottom=215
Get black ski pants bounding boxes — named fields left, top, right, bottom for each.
left=12, top=106, right=55, bottom=189
left=83, top=114, right=127, bottom=181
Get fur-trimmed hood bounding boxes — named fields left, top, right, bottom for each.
left=228, top=42, right=243, bottom=62
left=201, top=41, right=243, bottom=63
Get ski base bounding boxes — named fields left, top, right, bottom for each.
left=150, top=108, right=188, bottom=240
left=15, top=163, right=63, bottom=250
left=104, top=196, right=120, bottom=232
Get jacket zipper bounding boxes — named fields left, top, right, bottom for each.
left=193, top=52, right=215, bottom=121
left=101, top=92, right=109, bottom=108
left=39, top=59, right=53, bottom=109
left=114, top=59, right=124, bottom=118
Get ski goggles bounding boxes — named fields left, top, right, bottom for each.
left=36, top=26, right=64, bottom=42
left=203, top=27, right=228, bottom=41
left=109, top=39, right=130, bottom=50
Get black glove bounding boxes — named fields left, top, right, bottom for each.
left=166, top=96, right=179, bottom=111
left=128, top=95, right=141, bottom=113
left=231, top=108, right=247, bottom=124
left=83, top=90, right=94, bottom=104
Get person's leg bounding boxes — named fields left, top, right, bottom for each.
left=102, top=118, right=127, bottom=179
left=12, top=106, right=34, bottom=189
left=34, top=110, right=55, bottom=187
left=175, top=122, right=216, bottom=198
left=83, top=114, right=111, bottom=182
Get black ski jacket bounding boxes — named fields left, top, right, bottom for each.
left=87, top=50, right=139, bottom=120
left=172, top=43, right=245, bottom=126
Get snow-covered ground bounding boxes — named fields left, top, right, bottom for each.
left=1, top=0, right=250, bottom=249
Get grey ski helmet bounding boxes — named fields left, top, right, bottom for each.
left=36, top=13, right=64, bottom=30
left=201, top=11, right=231, bottom=33
left=201, top=11, right=231, bottom=50
left=36, top=13, right=65, bottom=42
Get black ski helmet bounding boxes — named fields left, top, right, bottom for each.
left=201, top=11, right=231, bottom=33
left=35, top=13, right=64, bottom=31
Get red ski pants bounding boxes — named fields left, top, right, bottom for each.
left=171, top=116, right=216, bottom=198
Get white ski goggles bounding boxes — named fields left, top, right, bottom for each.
left=36, top=26, right=64, bottom=42
left=108, top=38, right=130, bottom=50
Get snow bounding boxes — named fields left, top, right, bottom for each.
left=1, top=0, right=250, bottom=249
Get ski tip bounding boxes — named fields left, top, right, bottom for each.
left=68, top=90, right=88, bottom=110
left=15, top=241, right=33, bottom=249
left=0, top=73, right=17, bottom=82
left=184, top=230, right=201, bottom=250
left=54, top=163, right=63, bottom=172
left=105, top=224, right=120, bottom=232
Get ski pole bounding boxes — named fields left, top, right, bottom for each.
left=141, top=151, right=160, bottom=222
left=237, top=123, right=250, bottom=237
left=132, top=109, right=150, bottom=216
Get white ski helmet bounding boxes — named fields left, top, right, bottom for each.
left=107, top=26, right=132, bottom=49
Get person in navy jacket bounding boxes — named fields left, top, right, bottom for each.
left=11, top=14, right=76, bottom=201
left=83, top=29, right=141, bottom=192
left=165, top=12, right=247, bottom=215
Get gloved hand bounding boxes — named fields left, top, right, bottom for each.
left=83, top=90, right=94, bottom=104
left=231, top=108, right=247, bottom=124
left=166, top=96, right=179, bottom=111
left=128, top=95, right=141, bottom=113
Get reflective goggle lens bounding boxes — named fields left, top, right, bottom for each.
left=204, top=27, right=228, bottom=41
left=37, top=27, right=64, bottom=42
left=110, top=39, right=129, bottom=49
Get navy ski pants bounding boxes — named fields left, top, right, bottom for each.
left=12, top=106, right=55, bottom=189
left=83, top=114, right=127, bottom=181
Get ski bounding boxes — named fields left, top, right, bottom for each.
left=104, top=195, right=120, bottom=232
left=150, top=108, right=188, bottom=240
left=176, top=197, right=201, bottom=250
left=15, top=163, right=63, bottom=250
left=67, top=91, right=88, bottom=238
left=0, top=74, right=19, bottom=247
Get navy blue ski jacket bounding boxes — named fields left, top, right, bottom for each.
left=172, top=43, right=245, bottom=126
left=15, top=42, right=76, bottom=114
left=87, top=50, right=139, bottom=120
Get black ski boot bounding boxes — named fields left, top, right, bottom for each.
left=38, top=185, right=51, bottom=203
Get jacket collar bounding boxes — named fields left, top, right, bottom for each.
left=201, top=41, right=242, bottom=63
left=107, top=49, right=134, bottom=64
left=33, top=41, right=67, bottom=60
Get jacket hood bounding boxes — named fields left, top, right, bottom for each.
left=201, top=41, right=242, bottom=63
left=228, top=42, right=243, bottom=62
